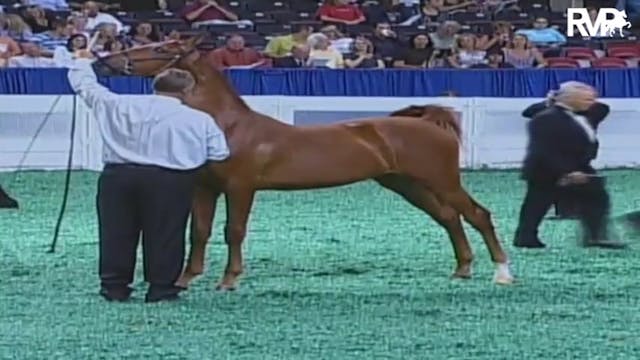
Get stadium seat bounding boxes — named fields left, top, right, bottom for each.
left=493, top=11, right=531, bottom=22
left=607, top=47, right=640, bottom=59
left=545, top=57, right=580, bottom=68
left=591, top=57, right=628, bottom=68
left=450, top=12, right=489, bottom=23
left=246, top=0, right=289, bottom=12
left=564, top=47, right=597, bottom=60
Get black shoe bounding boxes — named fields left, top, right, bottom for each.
left=513, top=238, right=547, bottom=248
left=0, top=197, right=18, bottom=209
left=583, top=239, right=627, bottom=249
left=99, top=287, right=132, bottom=302
left=144, top=285, right=184, bottom=303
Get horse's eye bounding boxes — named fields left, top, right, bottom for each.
left=154, top=48, right=168, bottom=54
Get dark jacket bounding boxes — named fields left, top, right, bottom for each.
left=273, top=56, right=306, bottom=68
left=521, top=102, right=610, bottom=184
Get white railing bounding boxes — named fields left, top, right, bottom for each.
left=1, top=95, right=639, bottom=172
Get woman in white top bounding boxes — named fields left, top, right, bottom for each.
left=306, top=33, right=344, bottom=69
left=447, top=33, right=487, bottom=68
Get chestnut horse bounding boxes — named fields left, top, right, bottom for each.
left=95, top=37, right=514, bottom=290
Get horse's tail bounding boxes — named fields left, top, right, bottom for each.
left=390, top=105, right=462, bottom=142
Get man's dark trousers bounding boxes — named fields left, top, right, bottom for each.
left=515, top=177, right=611, bottom=247
left=97, top=163, right=196, bottom=302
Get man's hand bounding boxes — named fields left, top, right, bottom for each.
left=558, top=171, right=589, bottom=186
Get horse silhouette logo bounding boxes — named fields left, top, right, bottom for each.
left=603, top=9, right=632, bottom=36
left=567, top=8, right=632, bottom=37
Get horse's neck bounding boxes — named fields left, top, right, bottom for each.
left=186, top=58, right=250, bottom=117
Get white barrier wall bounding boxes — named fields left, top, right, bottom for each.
left=1, top=95, right=639, bottom=172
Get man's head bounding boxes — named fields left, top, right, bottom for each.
left=291, top=44, right=309, bottom=60
left=532, top=17, right=549, bottom=29
left=83, top=1, right=100, bottom=18
left=555, top=81, right=597, bottom=112
left=152, top=68, right=196, bottom=101
left=52, top=18, right=70, bottom=37
left=225, top=34, right=245, bottom=51
left=292, top=24, right=313, bottom=38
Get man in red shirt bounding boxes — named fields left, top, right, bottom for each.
left=206, top=34, right=268, bottom=69
left=317, top=0, right=366, bottom=25
left=179, top=0, right=253, bottom=27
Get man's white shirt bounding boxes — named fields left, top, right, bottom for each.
left=54, top=48, right=230, bottom=170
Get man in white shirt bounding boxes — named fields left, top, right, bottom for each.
left=57, top=49, right=230, bottom=303
left=20, top=0, right=69, bottom=11
left=82, top=1, right=123, bottom=33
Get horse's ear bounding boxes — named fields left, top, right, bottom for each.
left=390, top=105, right=425, bottom=118
left=184, top=33, right=206, bottom=49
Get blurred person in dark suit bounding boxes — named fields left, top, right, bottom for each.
left=0, top=184, right=18, bottom=209
left=273, top=44, right=309, bottom=68
left=514, top=81, right=625, bottom=249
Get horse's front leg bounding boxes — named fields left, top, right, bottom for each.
left=176, top=185, right=220, bottom=288
left=217, top=188, right=255, bottom=291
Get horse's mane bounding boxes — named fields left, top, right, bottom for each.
left=390, top=105, right=462, bottom=141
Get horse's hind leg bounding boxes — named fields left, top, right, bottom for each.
left=376, top=174, right=474, bottom=279
left=175, top=185, right=220, bottom=288
left=441, top=188, right=514, bottom=285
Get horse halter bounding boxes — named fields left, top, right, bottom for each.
left=94, top=41, right=198, bottom=76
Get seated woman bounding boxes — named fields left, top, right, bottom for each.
left=128, top=21, right=162, bottom=46
left=344, top=36, right=384, bottom=68
left=393, top=33, right=435, bottom=68
left=307, top=33, right=344, bottom=69
left=179, top=0, right=253, bottom=28
left=317, top=0, right=366, bottom=25
left=502, top=34, right=546, bottom=68
left=447, top=33, right=487, bottom=68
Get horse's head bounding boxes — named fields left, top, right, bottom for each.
left=95, top=35, right=205, bottom=76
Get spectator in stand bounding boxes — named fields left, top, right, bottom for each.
left=502, top=33, right=546, bottom=68
left=0, top=33, right=20, bottom=67
left=307, top=32, right=344, bottom=68
left=439, top=0, right=476, bottom=13
left=319, top=25, right=353, bottom=54
left=8, top=40, right=55, bottom=67
left=103, top=35, right=129, bottom=52
left=393, top=33, right=435, bottom=68
left=21, top=5, right=54, bottom=33
left=128, top=21, right=162, bottom=46
left=480, top=21, right=513, bottom=53
left=82, top=1, right=123, bottom=33
left=66, top=32, right=88, bottom=52
left=428, top=21, right=459, bottom=66
left=515, top=17, right=566, bottom=46
left=165, top=29, right=181, bottom=41
left=67, top=14, right=89, bottom=38
left=370, top=22, right=400, bottom=66
left=21, top=0, right=70, bottom=11
left=394, top=0, right=422, bottom=25
left=482, top=52, right=514, bottom=68
left=273, top=44, right=310, bottom=68
left=317, top=0, right=366, bottom=26
left=92, top=22, right=118, bottom=52
left=179, top=0, right=253, bottom=28
left=206, top=33, right=266, bottom=69
left=345, top=36, right=384, bottom=68
left=264, top=24, right=313, bottom=58
left=29, top=18, right=70, bottom=55
left=3, top=13, right=33, bottom=40
left=448, top=34, right=488, bottom=68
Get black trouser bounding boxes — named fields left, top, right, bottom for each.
left=515, top=178, right=611, bottom=243
left=97, top=164, right=195, bottom=297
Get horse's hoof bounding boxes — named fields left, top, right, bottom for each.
left=451, top=272, right=472, bottom=280
left=494, top=276, right=515, bottom=285
left=215, top=283, right=237, bottom=292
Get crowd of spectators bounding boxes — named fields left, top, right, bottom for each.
left=0, top=0, right=638, bottom=70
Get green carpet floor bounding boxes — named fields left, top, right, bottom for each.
left=1, top=170, right=640, bottom=360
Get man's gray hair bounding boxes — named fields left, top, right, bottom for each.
left=307, top=33, right=329, bottom=50
left=555, top=81, right=595, bottom=102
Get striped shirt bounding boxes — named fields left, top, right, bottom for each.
left=29, top=32, right=68, bottom=52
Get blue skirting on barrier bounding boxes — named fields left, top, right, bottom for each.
left=0, top=68, right=639, bottom=97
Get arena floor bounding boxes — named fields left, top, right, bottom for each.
left=1, top=170, right=640, bottom=360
